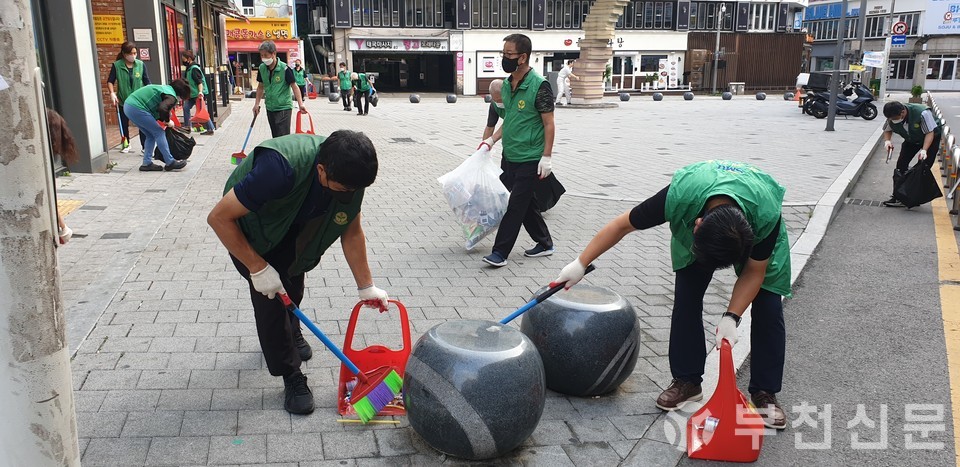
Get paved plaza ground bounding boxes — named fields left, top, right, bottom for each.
left=54, top=94, right=910, bottom=465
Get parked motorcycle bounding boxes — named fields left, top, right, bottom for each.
left=808, top=82, right=878, bottom=120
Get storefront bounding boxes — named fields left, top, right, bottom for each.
left=349, top=36, right=457, bottom=92
left=226, top=18, right=302, bottom=90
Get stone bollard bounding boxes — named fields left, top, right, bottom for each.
left=653, top=93, right=664, bottom=101
left=756, top=92, right=767, bottom=101
left=684, top=92, right=695, bottom=101
left=409, top=94, right=421, bottom=103
left=722, top=92, right=733, bottom=100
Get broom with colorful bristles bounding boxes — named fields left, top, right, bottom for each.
left=278, top=294, right=402, bottom=423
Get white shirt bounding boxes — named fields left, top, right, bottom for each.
left=558, top=65, right=573, bottom=80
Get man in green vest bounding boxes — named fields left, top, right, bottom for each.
left=207, top=130, right=389, bottom=415
left=351, top=71, right=373, bottom=116
left=482, top=34, right=556, bottom=268
left=328, top=62, right=352, bottom=111
left=881, top=101, right=943, bottom=207
left=253, top=40, right=307, bottom=138
left=552, top=160, right=791, bottom=430
left=180, top=50, right=214, bottom=135
left=293, top=59, right=308, bottom=100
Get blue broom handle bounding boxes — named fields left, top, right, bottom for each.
left=280, top=294, right=362, bottom=376
left=499, top=264, right=595, bottom=325
left=239, top=126, right=254, bottom=154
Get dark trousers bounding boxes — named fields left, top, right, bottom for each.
left=230, top=231, right=306, bottom=377
left=341, top=89, right=352, bottom=109
left=117, top=102, right=146, bottom=148
left=892, top=134, right=941, bottom=196
left=266, top=109, right=292, bottom=138
left=492, top=159, right=552, bottom=258
left=354, top=90, right=369, bottom=115
left=670, top=263, right=786, bottom=395
left=298, top=85, right=307, bottom=99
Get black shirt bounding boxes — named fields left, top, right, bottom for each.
left=628, top=185, right=780, bottom=261
left=233, top=149, right=332, bottom=226
left=486, top=103, right=501, bottom=128
left=257, top=65, right=296, bottom=86
left=506, top=70, right=555, bottom=113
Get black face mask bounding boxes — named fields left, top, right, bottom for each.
left=329, top=189, right=355, bottom=204
left=183, top=61, right=190, bottom=67
left=501, top=56, right=520, bottom=73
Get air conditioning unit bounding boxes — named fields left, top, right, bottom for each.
left=318, top=16, right=329, bottom=34
left=242, top=7, right=255, bottom=16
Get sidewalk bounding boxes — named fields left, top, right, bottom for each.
left=58, top=95, right=884, bottom=465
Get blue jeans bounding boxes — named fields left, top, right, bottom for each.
left=123, top=103, right=174, bottom=166
left=182, top=96, right=214, bottom=131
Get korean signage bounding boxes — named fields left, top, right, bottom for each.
left=456, top=0, right=471, bottom=29
left=225, top=18, right=292, bottom=41
left=332, top=0, right=352, bottom=28
left=924, top=0, right=960, bottom=35
left=349, top=38, right=449, bottom=52
left=93, top=15, right=124, bottom=44
left=532, top=0, right=546, bottom=30
left=676, top=1, right=690, bottom=30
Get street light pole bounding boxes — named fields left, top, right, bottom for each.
left=712, top=3, right=727, bottom=94
left=826, top=0, right=849, bottom=131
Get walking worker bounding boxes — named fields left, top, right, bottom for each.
left=336, top=62, right=353, bottom=111
left=552, top=160, right=791, bottom=430
left=479, top=79, right=504, bottom=148
left=253, top=40, right=307, bottom=138
left=206, top=131, right=390, bottom=415
left=555, top=59, right=579, bottom=106
left=351, top=71, right=373, bottom=116
left=881, top=100, right=943, bottom=207
left=106, top=41, right=149, bottom=153
left=293, top=59, right=308, bottom=99
left=180, top=50, right=215, bottom=135
left=481, top=34, right=556, bottom=268
left=123, top=81, right=190, bottom=172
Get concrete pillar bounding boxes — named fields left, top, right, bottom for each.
left=570, top=0, right=631, bottom=104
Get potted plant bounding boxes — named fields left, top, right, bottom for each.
left=604, top=64, right=613, bottom=91
left=909, top=85, right=924, bottom=103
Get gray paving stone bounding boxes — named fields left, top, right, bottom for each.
left=266, top=433, right=326, bottom=462
left=74, top=390, right=107, bottom=412
left=189, top=370, right=240, bottom=389
left=158, top=389, right=213, bottom=410
left=77, top=411, right=127, bottom=438
left=511, top=445, right=575, bottom=466
left=145, top=436, right=209, bottom=466
left=211, top=388, right=264, bottom=410
left=169, top=352, right=218, bottom=370
left=121, top=411, right=184, bottom=437
left=81, top=369, right=141, bottom=390
left=529, top=419, right=576, bottom=446
left=138, top=369, right=192, bottom=389
left=174, top=322, right=220, bottom=337
left=128, top=323, right=177, bottom=337
left=561, top=441, right=623, bottom=466
left=208, top=434, right=266, bottom=465
left=116, top=352, right=171, bottom=370
left=567, top=418, right=626, bottom=443
left=323, top=431, right=378, bottom=459
left=609, top=414, right=659, bottom=440
left=154, top=309, right=200, bottom=323
left=609, top=439, right=640, bottom=459
left=215, top=352, right=264, bottom=370
left=99, top=390, right=161, bottom=412
left=82, top=438, right=150, bottom=466
left=149, top=336, right=198, bottom=353
left=374, top=428, right=419, bottom=457
left=180, top=410, right=238, bottom=436
left=621, top=439, right=684, bottom=467
left=195, top=336, right=241, bottom=353
left=237, top=410, right=291, bottom=434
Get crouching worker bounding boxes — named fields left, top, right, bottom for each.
left=207, top=131, right=390, bottom=414
left=552, top=160, right=791, bottom=429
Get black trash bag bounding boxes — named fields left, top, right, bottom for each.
left=894, top=164, right=942, bottom=208
left=370, top=91, right=379, bottom=107
left=534, top=173, right=566, bottom=212
left=153, top=127, right=196, bottom=161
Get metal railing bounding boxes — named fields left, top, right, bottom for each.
left=929, top=94, right=960, bottom=227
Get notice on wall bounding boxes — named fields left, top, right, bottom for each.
left=93, top=15, right=124, bottom=45
left=133, top=28, right=153, bottom=42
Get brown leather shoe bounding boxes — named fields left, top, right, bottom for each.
left=656, top=379, right=703, bottom=411
left=751, top=391, right=787, bottom=430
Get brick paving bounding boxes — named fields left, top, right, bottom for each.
left=56, top=94, right=879, bottom=465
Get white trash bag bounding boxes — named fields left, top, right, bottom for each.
left=438, top=148, right=510, bottom=250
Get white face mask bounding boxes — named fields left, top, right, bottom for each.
left=892, top=118, right=904, bottom=124
left=262, top=57, right=274, bottom=66
left=125, top=54, right=136, bottom=63
left=495, top=102, right=504, bottom=108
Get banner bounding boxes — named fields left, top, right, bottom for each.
left=924, top=0, right=960, bottom=35
left=225, top=18, right=292, bottom=41
left=863, top=52, right=885, bottom=68
left=350, top=38, right=449, bottom=52
left=93, top=15, right=124, bottom=44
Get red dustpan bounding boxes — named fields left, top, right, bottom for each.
left=687, top=339, right=765, bottom=462
left=337, top=299, right=411, bottom=417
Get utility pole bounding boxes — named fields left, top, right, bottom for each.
left=0, top=1, right=80, bottom=466
left=879, top=0, right=897, bottom=100
left=712, top=3, right=727, bottom=94
left=826, top=0, right=849, bottom=131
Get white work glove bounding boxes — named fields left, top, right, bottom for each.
left=58, top=225, right=72, bottom=245
left=716, top=313, right=739, bottom=349
left=884, top=140, right=894, bottom=152
left=917, top=149, right=927, bottom=161
left=359, top=285, right=389, bottom=312
left=477, top=138, right=494, bottom=151
left=299, top=102, right=307, bottom=113
left=165, top=120, right=175, bottom=128
left=551, top=258, right=586, bottom=290
left=110, top=92, right=118, bottom=106
left=250, top=264, right=285, bottom=299
left=538, top=156, right=553, bottom=179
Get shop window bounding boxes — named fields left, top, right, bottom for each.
left=640, top=54, right=667, bottom=72
left=688, top=2, right=734, bottom=31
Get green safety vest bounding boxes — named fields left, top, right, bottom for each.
left=259, top=60, right=294, bottom=112
left=223, top=134, right=365, bottom=276
left=500, top=70, right=548, bottom=163
left=338, top=70, right=352, bottom=90
left=113, top=59, right=146, bottom=102
left=293, top=67, right=307, bottom=86
left=186, top=63, right=208, bottom=98
left=354, top=73, right=370, bottom=92
left=126, top=84, right=177, bottom=120
left=889, top=103, right=942, bottom=144
left=664, top=160, right=792, bottom=297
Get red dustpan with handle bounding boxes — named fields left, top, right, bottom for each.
left=687, top=338, right=765, bottom=462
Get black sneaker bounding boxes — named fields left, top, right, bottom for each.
left=482, top=252, right=507, bottom=267
left=164, top=160, right=187, bottom=171
left=294, top=332, right=313, bottom=361
left=139, top=164, right=163, bottom=172
left=282, top=372, right=315, bottom=415
left=524, top=244, right=555, bottom=257
left=201, top=130, right=214, bottom=136
left=882, top=196, right=905, bottom=207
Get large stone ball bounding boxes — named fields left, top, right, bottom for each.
left=328, top=92, right=340, bottom=102
left=722, top=92, right=733, bottom=100
left=409, top=94, right=421, bottom=103
left=784, top=92, right=795, bottom=101
left=404, top=320, right=545, bottom=460
left=652, top=93, right=664, bottom=101
left=520, top=285, right=640, bottom=397
left=446, top=94, right=458, bottom=103
left=619, top=92, right=630, bottom=102
left=484, top=95, right=493, bottom=103
left=756, top=92, right=767, bottom=101
left=683, top=92, right=695, bottom=101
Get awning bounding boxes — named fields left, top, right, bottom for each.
left=227, top=40, right=300, bottom=52
left=205, top=0, right=248, bottom=21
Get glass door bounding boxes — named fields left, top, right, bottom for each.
left=613, top=55, right=636, bottom=90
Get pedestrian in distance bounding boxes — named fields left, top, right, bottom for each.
left=481, top=33, right=556, bottom=268
left=207, top=131, right=389, bottom=415
left=552, top=160, right=791, bottom=430
left=253, top=40, right=307, bottom=138
left=327, top=62, right=352, bottom=111
left=555, top=59, right=579, bottom=106
left=180, top=50, right=215, bottom=135
left=106, top=41, right=149, bottom=153
left=351, top=71, right=373, bottom=116
left=123, top=81, right=190, bottom=172
left=293, top=59, right=308, bottom=100
left=881, top=100, right=943, bottom=208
